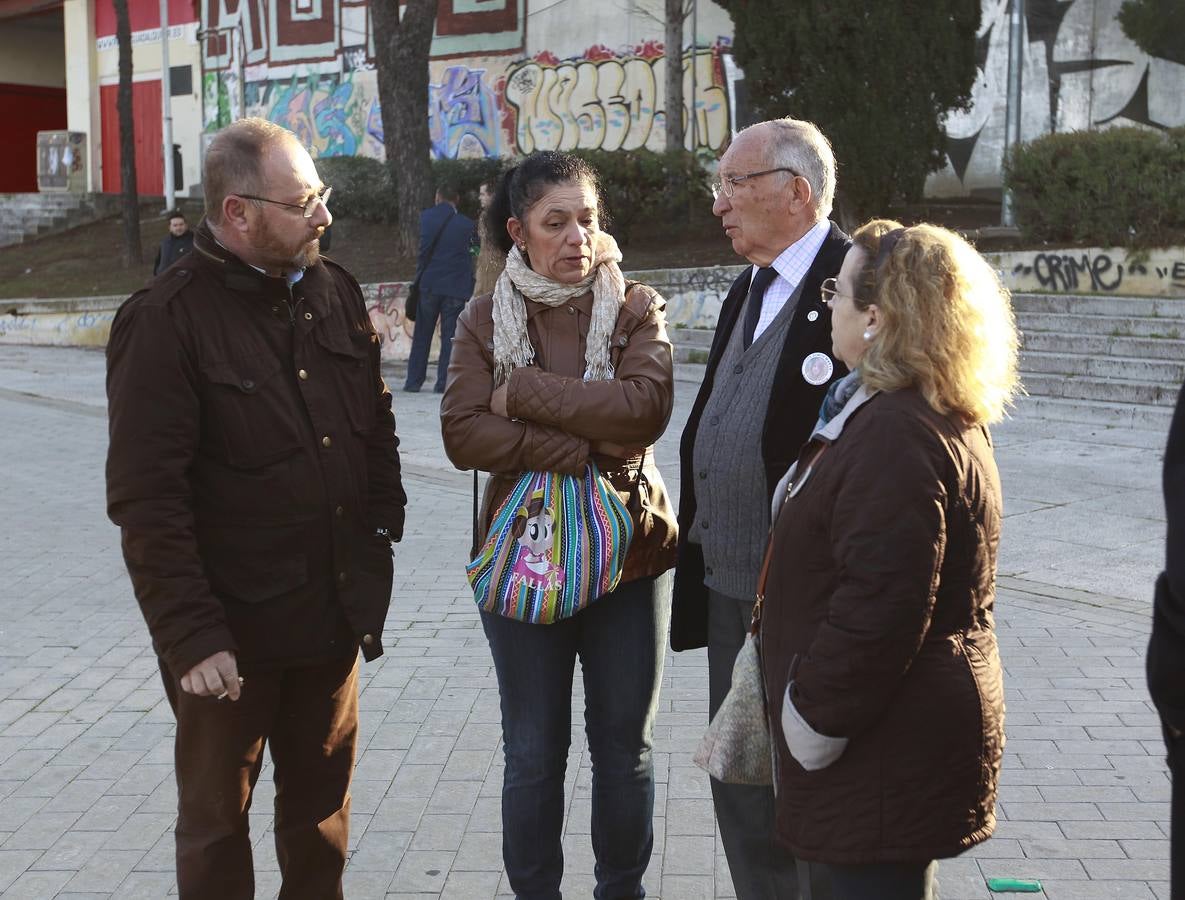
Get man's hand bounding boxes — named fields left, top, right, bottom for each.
left=181, top=650, right=242, bottom=701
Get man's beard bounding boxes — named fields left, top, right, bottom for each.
left=255, top=216, right=322, bottom=272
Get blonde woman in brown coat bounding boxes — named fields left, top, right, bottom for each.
left=759, top=221, right=1020, bottom=900
left=440, top=152, right=677, bottom=899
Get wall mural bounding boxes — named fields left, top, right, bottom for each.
left=198, top=0, right=1182, bottom=192
left=199, top=0, right=731, bottom=160
left=503, top=43, right=732, bottom=154
left=930, top=0, right=1185, bottom=196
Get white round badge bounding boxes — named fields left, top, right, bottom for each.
left=807, top=309, right=819, bottom=322
left=801, top=352, right=834, bottom=386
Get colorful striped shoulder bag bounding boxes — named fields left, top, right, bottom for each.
left=466, top=462, right=634, bottom=624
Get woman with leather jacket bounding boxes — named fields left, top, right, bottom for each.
left=440, top=152, right=678, bottom=900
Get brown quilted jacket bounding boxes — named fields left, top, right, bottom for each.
left=761, top=387, right=1005, bottom=864
left=440, top=282, right=678, bottom=584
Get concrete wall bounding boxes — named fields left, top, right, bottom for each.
left=986, top=247, right=1185, bottom=297
left=0, top=11, right=66, bottom=88
left=196, top=0, right=1183, bottom=197
left=202, top=0, right=740, bottom=159
left=5, top=251, right=1181, bottom=355
left=927, top=0, right=1185, bottom=198
left=64, top=0, right=102, bottom=192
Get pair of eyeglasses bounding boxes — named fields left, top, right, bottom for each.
left=238, top=185, right=332, bottom=218
left=820, top=277, right=854, bottom=308
left=710, top=167, right=800, bottom=200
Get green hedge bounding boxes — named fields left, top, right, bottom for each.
left=316, top=150, right=713, bottom=242
left=314, top=156, right=397, bottom=223
left=1004, top=126, right=1185, bottom=247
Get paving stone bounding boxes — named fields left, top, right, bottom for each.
left=0, top=348, right=1175, bottom=898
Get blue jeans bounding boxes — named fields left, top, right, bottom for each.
left=404, top=290, right=467, bottom=392
left=481, top=571, right=673, bottom=900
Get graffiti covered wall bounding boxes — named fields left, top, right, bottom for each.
left=929, top=0, right=1185, bottom=197
left=504, top=43, right=731, bottom=154
left=197, top=0, right=1183, bottom=193
left=200, top=0, right=737, bottom=159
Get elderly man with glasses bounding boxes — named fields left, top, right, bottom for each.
left=671, top=117, right=851, bottom=900
left=106, top=117, right=406, bottom=899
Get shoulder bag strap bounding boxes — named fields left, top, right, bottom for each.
left=416, top=209, right=457, bottom=283
left=751, top=443, right=828, bottom=635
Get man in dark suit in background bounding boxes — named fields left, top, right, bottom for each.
left=671, top=117, right=850, bottom=899
left=404, top=182, right=476, bottom=393
left=1149, top=382, right=1185, bottom=900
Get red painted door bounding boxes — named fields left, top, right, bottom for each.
left=100, top=79, right=163, bottom=195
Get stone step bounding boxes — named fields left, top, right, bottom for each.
left=1019, top=371, right=1179, bottom=407
left=1021, top=330, right=1185, bottom=361
left=1012, top=292, right=1185, bottom=318
left=0, top=198, right=82, bottom=213
left=669, top=325, right=714, bottom=363
left=1017, top=311, right=1185, bottom=339
left=1022, top=349, right=1185, bottom=383
left=1011, top=393, right=1174, bottom=431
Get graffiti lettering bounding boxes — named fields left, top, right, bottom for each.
left=505, top=48, right=730, bottom=155
left=1026, top=252, right=1123, bottom=292
left=429, top=65, right=502, bottom=158
left=245, top=72, right=382, bottom=159
left=1000, top=247, right=1185, bottom=296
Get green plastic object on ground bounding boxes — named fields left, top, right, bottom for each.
left=986, top=877, right=1043, bottom=893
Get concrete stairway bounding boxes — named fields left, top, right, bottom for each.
left=670, top=292, right=1184, bottom=430
left=0, top=193, right=121, bottom=248
left=1012, top=293, right=1183, bottom=430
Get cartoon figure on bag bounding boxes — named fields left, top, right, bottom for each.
left=509, top=490, right=565, bottom=591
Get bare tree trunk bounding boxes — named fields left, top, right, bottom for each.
left=113, top=0, right=142, bottom=265
left=664, top=0, right=687, bottom=152
left=373, top=0, right=438, bottom=258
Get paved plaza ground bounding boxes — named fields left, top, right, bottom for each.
left=0, top=344, right=1173, bottom=898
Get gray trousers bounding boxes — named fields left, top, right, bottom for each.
left=707, top=590, right=819, bottom=900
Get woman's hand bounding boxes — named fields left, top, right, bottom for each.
left=490, top=383, right=509, bottom=418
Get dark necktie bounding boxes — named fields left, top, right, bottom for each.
left=742, top=266, right=778, bottom=350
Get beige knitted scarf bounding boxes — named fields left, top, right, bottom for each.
left=491, top=231, right=626, bottom=386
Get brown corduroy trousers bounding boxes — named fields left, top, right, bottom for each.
left=160, top=652, right=359, bottom=900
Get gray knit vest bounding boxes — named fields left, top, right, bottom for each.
left=689, top=280, right=805, bottom=601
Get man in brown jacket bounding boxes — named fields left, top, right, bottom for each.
left=106, top=118, right=405, bottom=899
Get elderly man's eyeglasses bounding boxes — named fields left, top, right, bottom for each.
left=820, top=277, right=855, bottom=308
left=710, top=167, right=800, bottom=200
left=238, top=185, right=332, bottom=218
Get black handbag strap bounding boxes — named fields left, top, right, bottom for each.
left=415, top=209, right=457, bottom=285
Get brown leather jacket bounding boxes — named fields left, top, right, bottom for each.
left=441, top=282, right=678, bottom=584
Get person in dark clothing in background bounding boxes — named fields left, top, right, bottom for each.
left=153, top=210, right=194, bottom=275
left=404, top=182, right=476, bottom=393
left=1149, top=383, right=1185, bottom=900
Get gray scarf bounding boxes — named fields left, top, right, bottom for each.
left=491, top=231, right=626, bottom=385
